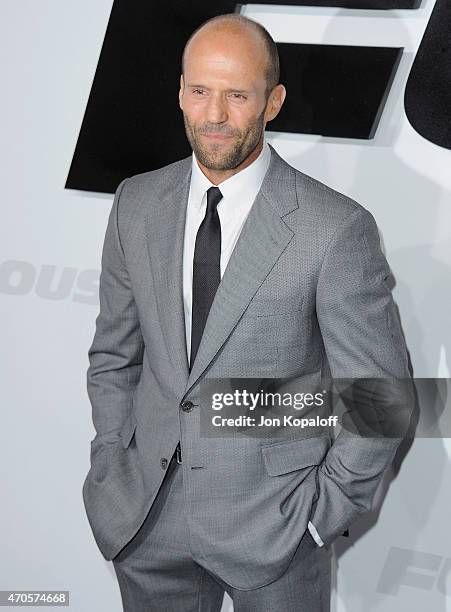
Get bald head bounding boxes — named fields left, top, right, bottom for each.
left=178, top=14, right=286, bottom=184
left=182, top=14, right=280, bottom=96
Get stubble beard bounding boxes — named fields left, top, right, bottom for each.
left=183, top=109, right=266, bottom=171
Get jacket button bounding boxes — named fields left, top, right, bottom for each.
left=160, top=457, right=168, bottom=469
left=180, top=400, right=194, bottom=412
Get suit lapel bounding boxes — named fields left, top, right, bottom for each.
left=184, top=146, right=298, bottom=396
left=145, top=157, right=192, bottom=398
left=146, top=146, right=300, bottom=400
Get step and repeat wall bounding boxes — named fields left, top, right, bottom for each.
left=1, top=1, right=450, bottom=610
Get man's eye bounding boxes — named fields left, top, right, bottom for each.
left=192, top=89, right=205, bottom=95
left=231, top=93, right=246, bottom=100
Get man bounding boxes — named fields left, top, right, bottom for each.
left=82, top=13, right=412, bottom=612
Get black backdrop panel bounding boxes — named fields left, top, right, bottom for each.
left=405, top=0, right=451, bottom=150
left=66, top=0, right=403, bottom=193
left=271, top=44, right=402, bottom=139
left=66, top=0, right=237, bottom=193
left=253, top=0, right=420, bottom=7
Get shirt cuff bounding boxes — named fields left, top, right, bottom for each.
left=308, top=520, right=324, bottom=547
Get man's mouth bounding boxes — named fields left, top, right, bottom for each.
left=200, top=132, right=233, bottom=141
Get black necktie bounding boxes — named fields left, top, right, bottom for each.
left=190, top=186, right=223, bottom=370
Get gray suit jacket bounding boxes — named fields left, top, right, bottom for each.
left=82, top=144, right=412, bottom=589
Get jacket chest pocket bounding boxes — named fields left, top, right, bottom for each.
left=245, top=294, right=304, bottom=318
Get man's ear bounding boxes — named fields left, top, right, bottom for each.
left=264, top=84, right=287, bottom=123
left=179, top=74, right=184, bottom=110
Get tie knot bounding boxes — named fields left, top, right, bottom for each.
left=206, top=187, right=223, bottom=213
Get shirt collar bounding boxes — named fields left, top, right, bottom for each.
left=190, top=140, right=271, bottom=211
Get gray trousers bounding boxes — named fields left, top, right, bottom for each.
left=112, top=451, right=332, bottom=611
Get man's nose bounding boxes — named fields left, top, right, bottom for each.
left=205, top=94, right=228, bottom=124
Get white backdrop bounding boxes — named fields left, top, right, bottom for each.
left=1, top=1, right=450, bottom=610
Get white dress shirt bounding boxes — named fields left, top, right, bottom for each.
left=182, top=140, right=324, bottom=548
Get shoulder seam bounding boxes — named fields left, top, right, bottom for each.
left=317, top=206, right=367, bottom=288
left=114, top=177, right=129, bottom=258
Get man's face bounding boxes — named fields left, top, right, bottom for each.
left=179, top=25, right=281, bottom=173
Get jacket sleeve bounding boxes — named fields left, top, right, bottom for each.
left=309, top=206, right=414, bottom=547
left=86, top=178, right=145, bottom=448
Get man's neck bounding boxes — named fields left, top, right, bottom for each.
left=195, top=138, right=264, bottom=185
